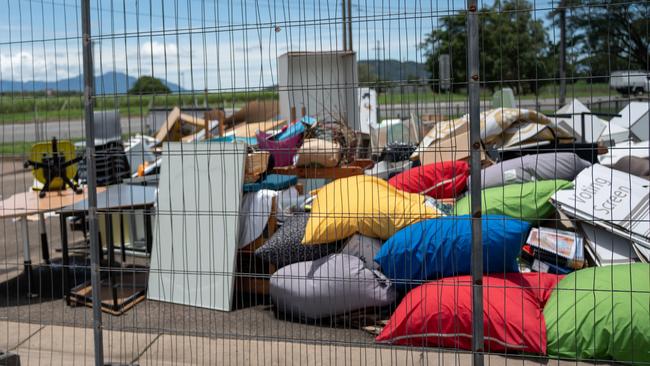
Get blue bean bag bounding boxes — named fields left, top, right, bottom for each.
left=375, top=215, right=530, bottom=288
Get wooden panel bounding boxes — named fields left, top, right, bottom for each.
left=179, top=113, right=206, bottom=127
left=229, top=118, right=287, bottom=138
left=154, top=107, right=181, bottom=142
left=272, top=165, right=365, bottom=179
left=0, top=186, right=106, bottom=219
left=223, top=100, right=279, bottom=127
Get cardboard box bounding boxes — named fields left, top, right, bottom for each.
left=244, top=151, right=270, bottom=183
left=418, top=129, right=488, bottom=166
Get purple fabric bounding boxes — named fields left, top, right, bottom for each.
left=256, top=131, right=302, bottom=167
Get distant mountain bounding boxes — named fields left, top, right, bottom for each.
left=358, top=60, right=430, bottom=82
left=0, top=71, right=184, bottom=94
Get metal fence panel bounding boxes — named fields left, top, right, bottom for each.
left=0, top=0, right=648, bottom=365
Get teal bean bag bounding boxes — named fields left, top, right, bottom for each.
left=544, top=263, right=650, bottom=363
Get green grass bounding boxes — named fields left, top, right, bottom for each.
left=0, top=134, right=139, bottom=156
left=0, top=141, right=35, bottom=156
left=0, top=83, right=618, bottom=124
left=376, top=81, right=615, bottom=104
left=0, top=90, right=277, bottom=124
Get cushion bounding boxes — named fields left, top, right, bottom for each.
left=374, top=215, right=529, bottom=288
left=303, top=176, right=441, bottom=244
left=454, top=180, right=572, bottom=222
left=388, top=161, right=469, bottom=198
left=255, top=215, right=341, bottom=268
left=295, top=138, right=341, bottom=168
left=544, top=263, right=650, bottom=363
left=243, top=174, right=298, bottom=193
left=376, top=273, right=563, bottom=355
left=340, top=234, right=383, bottom=270
left=270, top=254, right=397, bottom=320
left=469, top=153, right=590, bottom=189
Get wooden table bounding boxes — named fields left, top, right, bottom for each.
left=0, top=187, right=103, bottom=297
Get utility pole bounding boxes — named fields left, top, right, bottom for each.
left=81, top=0, right=105, bottom=365
left=347, top=0, right=353, bottom=51
left=559, top=0, right=567, bottom=106
left=342, top=0, right=347, bottom=50
left=467, top=0, right=484, bottom=364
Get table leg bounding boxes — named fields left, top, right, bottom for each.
left=38, top=213, right=50, bottom=265
left=119, top=214, right=126, bottom=262
left=20, top=217, right=36, bottom=298
left=145, top=209, right=153, bottom=255
left=105, top=214, right=119, bottom=309
left=59, top=213, right=70, bottom=304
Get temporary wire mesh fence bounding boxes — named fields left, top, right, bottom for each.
left=0, top=0, right=649, bottom=365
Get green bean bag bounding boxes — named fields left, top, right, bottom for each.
left=454, top=180, right=572, bottom=222
left=544, top=263, right=650, bottom=363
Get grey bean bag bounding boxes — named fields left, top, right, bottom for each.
left=255, top=214, right=341, bottom=268
left=340, top=234, right=383, bottom=270
left=270, top=254, right=396, bottom=320
left=470, top=152, right=590, bottom=189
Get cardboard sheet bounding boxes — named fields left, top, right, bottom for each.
left=418, top=130, right=486, bottom=166
left=610, top=102, right=650, bottom=141
left=148, top=142, right=246, bottom=311
left=553, top=164, right=650, bottom=249
left=579, top=221, right=639, bottom=266
left=554, top=99, right=608, bottom=143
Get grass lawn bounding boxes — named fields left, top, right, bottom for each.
left=376, top=81, right=616, bottom=104
left=0, top=82, right=618, bottom=124
left=0, top=141, right=37, bottom=156
left=0, top=133, right=140, bottom=156
left=0, top=90, right=275, bottom=124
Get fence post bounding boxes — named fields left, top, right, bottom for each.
left=466, top=1, right=484, bottom=365
left=81, top=0, right=105, bottom=365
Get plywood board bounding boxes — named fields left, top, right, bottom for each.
left=0, top=186, right=106, bottom=219
left=223, top=100, right=279, bottom=127
left=179, top=113, right=206, bottom=127
left=154, top=107, right=181, bottom=142
left=147, top=142, right=246, bottom=311
left=228, top=118, right=287, bottom=138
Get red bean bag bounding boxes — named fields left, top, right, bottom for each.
left=376, top=273, right=562, bottom=355
left=387, top=161, right=469, bottom=198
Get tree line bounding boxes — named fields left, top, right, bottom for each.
left=419, top=0, right=649, bottom=94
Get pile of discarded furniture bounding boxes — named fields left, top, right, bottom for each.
left=144, top=98, right=650, bottom=363
left=2, top=95, right=649, bottom=364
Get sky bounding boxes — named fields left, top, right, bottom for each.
left=0, top=0, right=558, bottom=91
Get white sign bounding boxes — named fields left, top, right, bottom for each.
left=553, top=164, right=650, bottom=248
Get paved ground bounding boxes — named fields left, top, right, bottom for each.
left=0, top=160, right=612, bottom=365
left=1, top=319, right=603, bottom=365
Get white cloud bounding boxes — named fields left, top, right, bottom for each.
left=1, top=51, right=48, bottom=80
left=140, top=41, right=178, bottom=57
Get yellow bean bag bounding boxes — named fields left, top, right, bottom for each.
left=303, top=176, right=442, bottom=245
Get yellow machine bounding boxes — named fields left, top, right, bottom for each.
left=24, top=138, right=82, bottom=198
